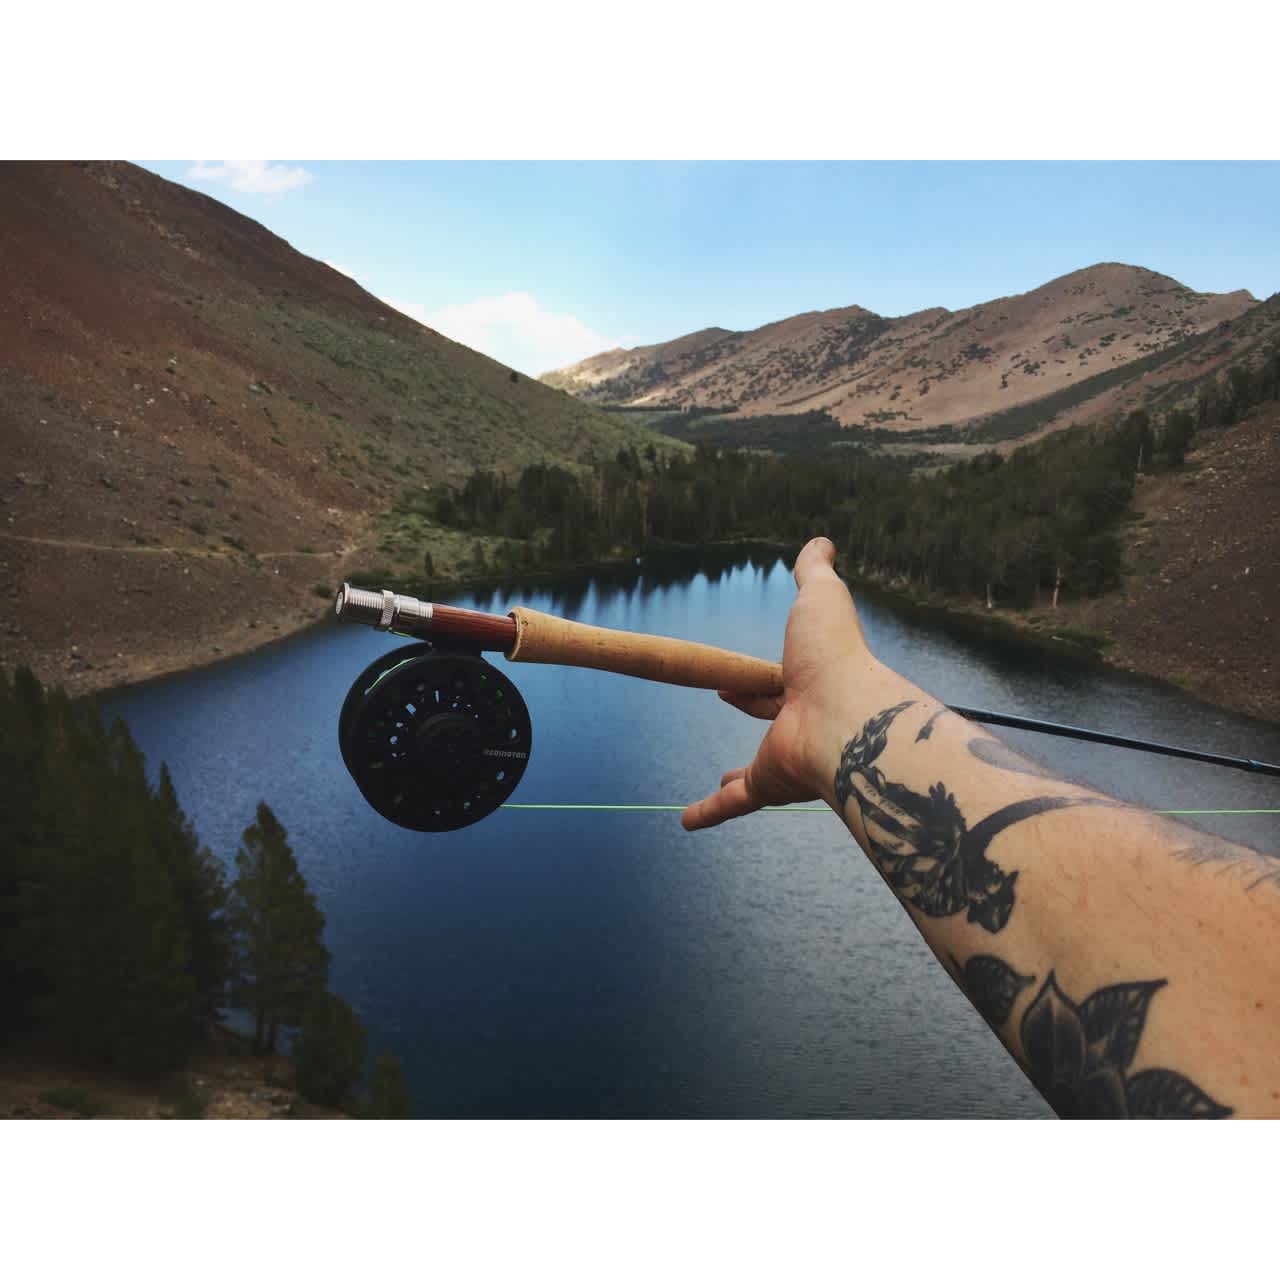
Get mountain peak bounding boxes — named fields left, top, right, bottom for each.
left=544, top=265, right=1258, bottom=429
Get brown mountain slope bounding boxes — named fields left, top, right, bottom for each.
left=1066, top=402, right=1280, bottom=723
left=0, top=161, right=670, bottom=693
left=1136, top=292, right=1280, bottom=414
left=970, top=400, right=1279, bottom=723
left=544, top=264, right=1256, bottom=434
left=997, top=291, right=1280, bottom=454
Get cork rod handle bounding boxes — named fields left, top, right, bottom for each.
left=506, top=607, right=784, bottom=696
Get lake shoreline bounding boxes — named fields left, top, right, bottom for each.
left=44, top=539, right=1277, bottom=731
left=71, top=540, right=799, bottom=702
left=848, top=576, right=1280, bottom=731
left=0, top=1023, right=345, bottom=1120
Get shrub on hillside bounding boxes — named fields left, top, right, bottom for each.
left=292, top=990, right=367, bottom=1110
left=364, top=1051, right=413, bottom=1120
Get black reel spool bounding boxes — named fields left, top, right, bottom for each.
left=338, top=641, right=533, bottom=831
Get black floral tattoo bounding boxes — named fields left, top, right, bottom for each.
left=952, top=953, right=1035, bottom=1028
left=957, top=957, right=1232, bottom=1119
left=834, top=701, right=1103, bottom=932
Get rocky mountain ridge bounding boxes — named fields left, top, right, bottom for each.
left=544, top=264, right=1257, bottom=438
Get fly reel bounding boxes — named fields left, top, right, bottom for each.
left=338, top=641, right=533, bottom=831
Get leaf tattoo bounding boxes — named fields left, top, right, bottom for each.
left=954, top=953, right=1035, bottom=1028
left=1078, top=980, right=1165, bottom=1074
left=1016, top=970, right=1231, bottom=1119
left=834, top=701, right=1101, bottom=932
left=1126, top=1070, right=1235, bottom=1119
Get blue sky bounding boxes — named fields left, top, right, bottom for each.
left=140, top=161, right=1280, bottom=376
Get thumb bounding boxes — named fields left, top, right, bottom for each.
left=794, top=536, right=839, bottom=589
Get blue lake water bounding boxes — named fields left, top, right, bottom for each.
left=100, top=553, right=1280, bottom=1117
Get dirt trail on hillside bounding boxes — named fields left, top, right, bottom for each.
left=0, top=529, right=371, bottom=697
left=0, top=531, right=360, bottom=559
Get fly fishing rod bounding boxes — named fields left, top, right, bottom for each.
left=332, top=583, right=1280, bottom=832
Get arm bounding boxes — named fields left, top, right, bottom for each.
left=682, top=538, right=1280, bottom=1118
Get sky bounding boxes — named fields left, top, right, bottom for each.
left=135, top=160, right=1280, bottom=378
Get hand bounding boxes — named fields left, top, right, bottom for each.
left=682, top=537, right=879, bottom=830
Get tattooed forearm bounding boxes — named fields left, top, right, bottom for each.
left=956, top=955, right=1232, bottom=1119
left=834, top=701, right=1110, bottom=932
left=965, top=742, right=1280, bottom=895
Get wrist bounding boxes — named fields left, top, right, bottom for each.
left=804, top=655, right=910, bottom=804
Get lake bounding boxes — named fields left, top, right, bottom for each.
left=100, top=551, right=1280, bottom=1117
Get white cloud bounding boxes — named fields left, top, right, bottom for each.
left=386, top=299, right=433, bottom=326
left=384, top=291, right=624, bottom=375
left=187, top=160, right=313, bottom=196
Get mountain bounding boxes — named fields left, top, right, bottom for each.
left=543, top=264, right=1257, bottom=438
left=0, top=161, right=670, bottom=693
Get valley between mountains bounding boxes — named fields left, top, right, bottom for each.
left=1, top=161, right=1277, bottom=721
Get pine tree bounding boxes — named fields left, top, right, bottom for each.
left=152, top=763, right=231, bottom=1025
left=227, top=802, right=329, bottom=1053
left=3, top=675, right=100, bottom=1038
left=1, top=670, right=228, bottom=1073
left=33, top=712, right=200, bottom=1073
left=94, top=719, right=199, bottom=1073
left=0, top=668, right=40, bottom=1026
left=292, top=989, right=367, bottom=1108
left=365, top=1050, right=413, bottom=1119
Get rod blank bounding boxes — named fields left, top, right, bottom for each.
left=951, top=706, right=1280, bottom=778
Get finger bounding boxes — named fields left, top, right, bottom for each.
left=681, top=776, right=763, bottom=831
left=718, top=689, right=784, bottom=721
left=720, top=766, right=747, bottom=788
left=793, top=536, right=839, bottom=589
